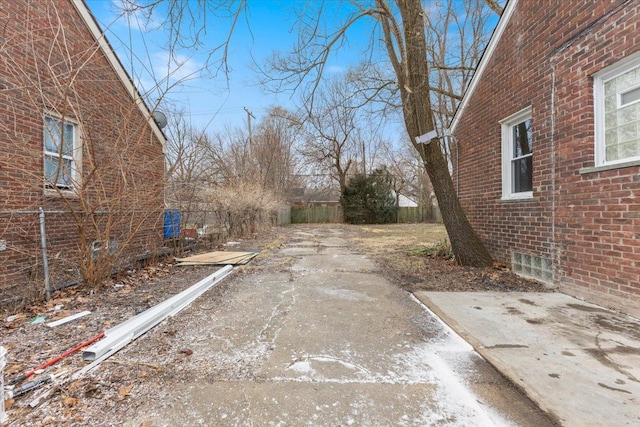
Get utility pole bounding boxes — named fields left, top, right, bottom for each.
left=244, top=107, right=256, bottom=145
left=362, top=140, right=366, bottom=175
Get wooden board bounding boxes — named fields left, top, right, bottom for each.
left=175, top=251, right=258, bottom=266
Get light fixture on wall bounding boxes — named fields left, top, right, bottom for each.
left=415, top=130, right=438, bottom=144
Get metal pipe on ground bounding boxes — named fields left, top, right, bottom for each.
left=9, top=333, right=105, bottom=386
left=78, top=265, right=234, bottom=376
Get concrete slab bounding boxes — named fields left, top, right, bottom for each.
left=126, top=381, right=446, bottom=426
left=120, top=226, right=556, bottom=427
left=280, top=245, right=356, bottom=257
left=415, top=291, right=640, bottom=427
left=291, top=253, right=376, bottom=273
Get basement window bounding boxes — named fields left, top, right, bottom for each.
left=513, top=252, right=553, bottom=283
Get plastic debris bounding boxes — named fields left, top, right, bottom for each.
left=46, top=311, right=91, bottom=328
left=30, top=316, right=46, bottom=325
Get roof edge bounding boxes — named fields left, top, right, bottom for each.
left=71, top=0, right=167, bottom=153
left=449, top=0, right=519, bottom=133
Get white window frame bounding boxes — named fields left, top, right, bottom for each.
left=593, top=51, right=640, bottom=167
left=43, top=113, right=82, bottom=192
left=501, top=107, right=533, bottom=200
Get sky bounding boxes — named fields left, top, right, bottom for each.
left=84, top=0, right=378, bottom=134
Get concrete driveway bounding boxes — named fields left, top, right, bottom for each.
left=126, top=226, right=554, bottom=426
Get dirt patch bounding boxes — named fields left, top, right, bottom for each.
left=0, top=223, right=551, bottom=426
left=341, top=223, right=553, bottom=293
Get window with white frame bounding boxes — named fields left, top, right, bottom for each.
left=594, top=52, right=640, bottom=166
left=44, top=115, right=79, bottom=189
left=501, top=107, right=533, bottom=199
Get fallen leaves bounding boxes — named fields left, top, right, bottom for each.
left=63, top=397, right=78, bottom=407
left=0, top=259, right=224, bottom=425
left=4, top=398, right=15, bottom=411
left=118, top=385, right=134, bottom=401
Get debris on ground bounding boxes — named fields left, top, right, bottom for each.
left=174, top=251, right=258, bottom=266
left=0, top=225, right=550, bottom=426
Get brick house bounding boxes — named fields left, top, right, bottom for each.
left=451, top=0, right=640, bottom=316
left=0, top=1, right=167, bottom=305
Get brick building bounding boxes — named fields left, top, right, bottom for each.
left=0, top=1, right=167, bottom=305
left=451, top=0, right=640, bottom=316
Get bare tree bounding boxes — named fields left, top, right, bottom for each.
left=164, top=107, right=218, bottom=229
left=117, top=0, right=248, bottom=84
left=426, top=0, right=496, bottom=167
left=389, top=140, right=437, bottom=208
left=251, top=106, right=303, bottom=199
left=260, top=0, right=501, bottom=266
left=114, top=0, right=503, bottom=266
left=297, top=74, right=391, bottom=194
left=298, top=77, right=359, bottom=193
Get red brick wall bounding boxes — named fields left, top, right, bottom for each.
left=0, top=1, right=165, bottom=305
left=454, top=0, right=640, bottom=316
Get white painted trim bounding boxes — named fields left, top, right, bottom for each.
left=449, top=0, right=520, bottom=133
left=70, top=0, right=167, bottom=153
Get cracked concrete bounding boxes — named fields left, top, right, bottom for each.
left=124, top=227, right=554, bottom=426
left=416, top=291, right=640, bottom=427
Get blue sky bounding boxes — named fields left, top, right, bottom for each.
left=84, top=0, right=376, bottom=133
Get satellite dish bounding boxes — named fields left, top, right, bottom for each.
left=153, top=111, right=167, bottom=129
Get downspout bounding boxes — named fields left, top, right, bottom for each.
left=38, top=207, right=51, bottom=301
left=549, top=61, right=558, bottom=285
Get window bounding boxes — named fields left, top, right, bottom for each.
left=594, top=52, right=640, bottom=166
left=501, top=107, right=533, bottom=200
left=513, top=252, right=553, bottom=283
left=44, top=115, right=79, bottom=189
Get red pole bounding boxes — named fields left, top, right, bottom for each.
left=10, top=332, right=105, bottom=385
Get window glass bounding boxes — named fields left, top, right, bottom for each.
left=511, top=119, right=532, bottom=193
left=44, top=115, right=76, bottom=188
left=44, top=155, right=73, bottom=187
left=603, top=66, right=640, bottom=162
left=513, top=156, right=532, bottom=193
left=620, top=86, right=640, bottom=106
left=513, top=120, right=532, bottom=157
left=44, top=116, right=60, bottom=153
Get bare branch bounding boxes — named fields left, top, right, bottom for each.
left=483, top=0, right=504, bottom=15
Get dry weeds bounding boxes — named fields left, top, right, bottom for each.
left=0, top=223, right=551, bottom=426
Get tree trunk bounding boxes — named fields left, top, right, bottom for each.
left=397, top=0, right=493, bottom=267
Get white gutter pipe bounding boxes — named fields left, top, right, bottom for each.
left=80, top=265, right=234, bottom=369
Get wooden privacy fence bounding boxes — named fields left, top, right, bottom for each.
left=291, top=206, right=343, bottom=223
left=275, top=206, right=292, bottom=225
left=396, top=205, right=442, bottom=223
left=290, top=205, right=442, bottom=224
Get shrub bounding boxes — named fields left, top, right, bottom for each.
left=341, top=166, right=397, bottom=224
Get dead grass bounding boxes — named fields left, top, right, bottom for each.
left=340, top=223, right=553, bottom=293
left=0, top=223, right=552, bottom=426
